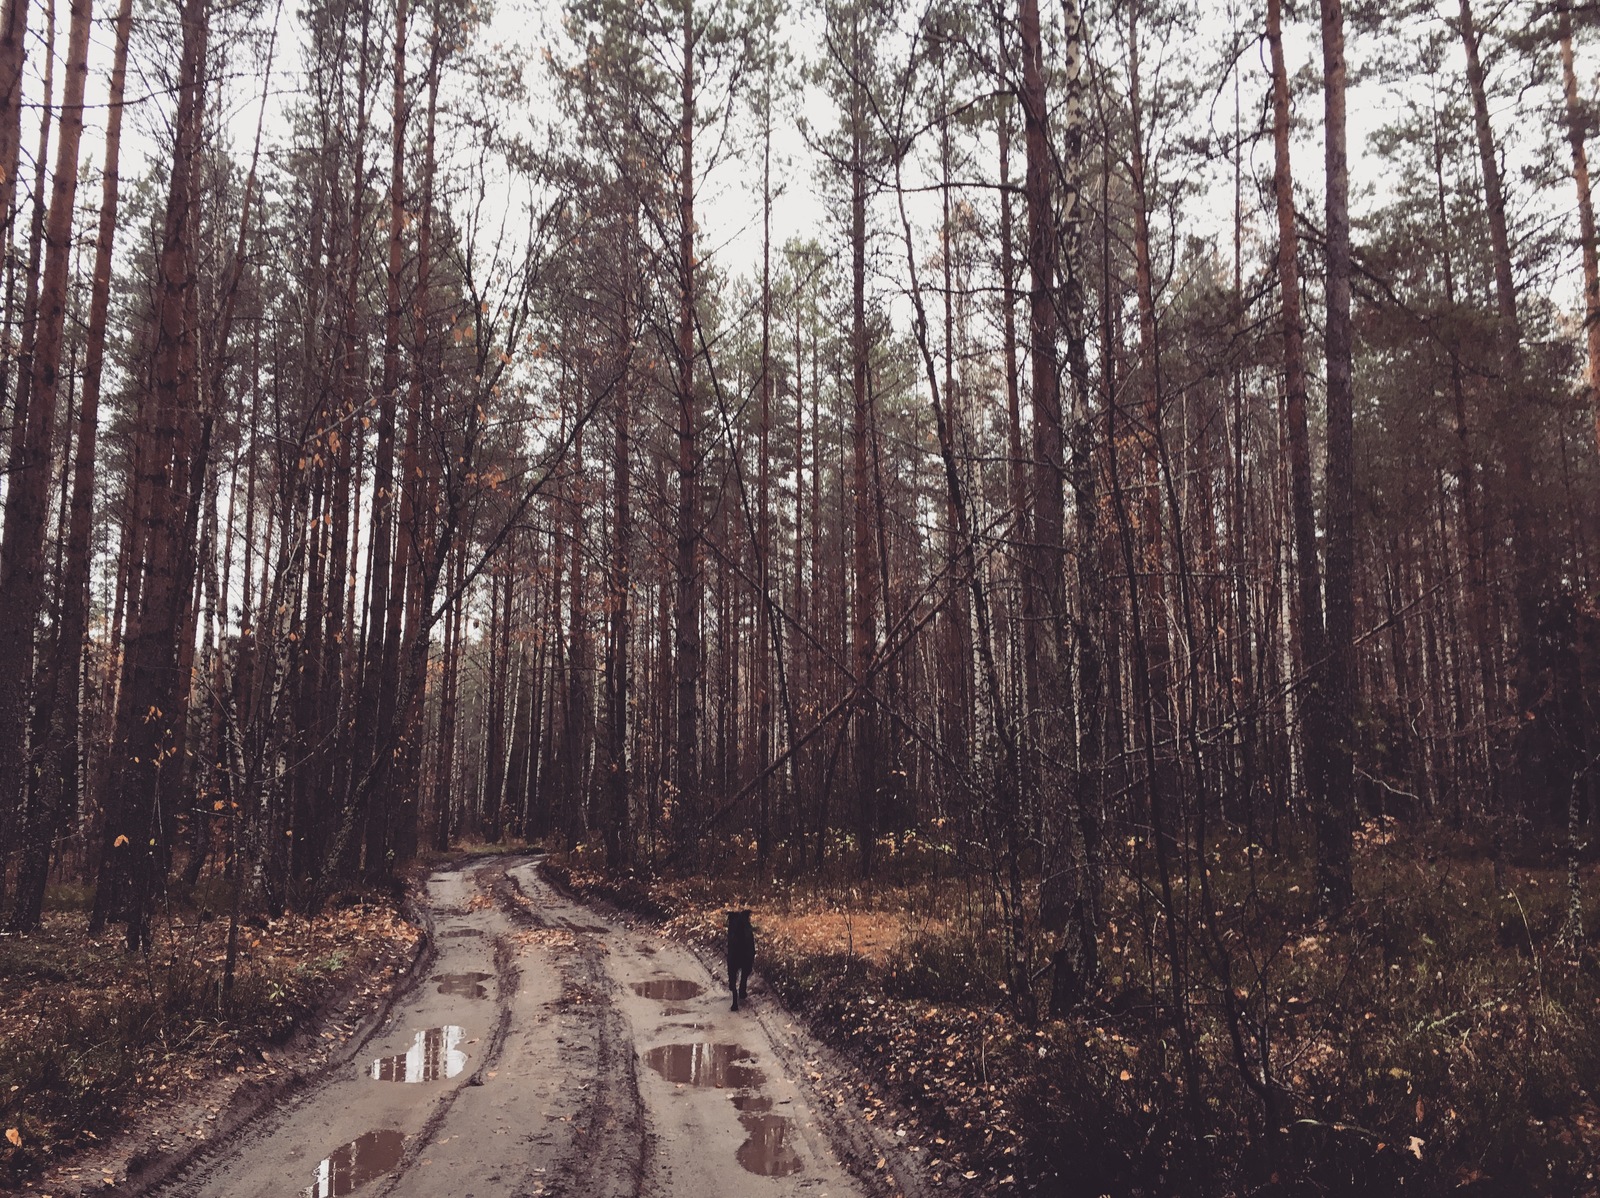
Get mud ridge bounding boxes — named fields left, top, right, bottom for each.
left=490, top=861, right=546, bottom=928
left=542, top=928, right=649, bottom=1198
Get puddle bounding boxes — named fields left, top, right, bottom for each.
left=369, top=1025, right=467, bottom=1082
left=736, top=1113, right=802, bottom=1177
left=302, top=1129, right=405, bottom=1197
left=731, top=1093, right=773, bottom=1112
left=441, top=928, right=483, bottom=938
left=643, top=1042, right=765, bottom=1089
left=631, top=978, right=704, bottom=1001
left=434, top=971, right=492, bottom=998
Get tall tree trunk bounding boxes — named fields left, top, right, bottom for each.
left=673, top=0, right=700, bottom=850
left=391, top=12, right=441, bottom=864
left=997, top=95, right=1033, bottom=735
left=1018, top=0, right=1064, bottom=744
left=0, top=0, right=55, bottom=896
left=565, top=422, right=589, bottom=842
left=1127, top=0, right=1174, bottom=820
left=1557, top=6, right=1600, bottom=458
left=359, top=0, right=408, bottom=875
left=937, top=100, right=972, bottom=768
left=848, top=4, right=879, bottom=879
left=1267, top=0, right=1331, bottom=845
left=1319, top=0, right=1356, bottom=914
left=1457, top=0, right=1548, bottom=841
left=1432, top=105, right=1499, bottom=804
left=755, top=62, right=774, bottom=872
left=3, top=0, right=93, bottom=930
left=0, top=0, right=30, bottom=271
left=1060, top=0, right=1103, bottom=1015
left=1021, top=0, right=1089, bottom=1015
left=603, top=252, right=632, bottom=868
left=98, top=0, right=209, bottom=949
left=14, top=0, right=135, bottom=931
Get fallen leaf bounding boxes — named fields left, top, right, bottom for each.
left=6, top=1127, right=20, bottom=1146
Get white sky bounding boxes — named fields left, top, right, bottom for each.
left=22, top=0, right=1593, bottom=384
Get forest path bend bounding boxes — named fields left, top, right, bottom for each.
left=155, top=856, right=874, bottom=1198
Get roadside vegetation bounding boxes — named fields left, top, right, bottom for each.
left=0, top=882, right=416, bottom=1189
left=549, top=824, right=1600, bottom=1196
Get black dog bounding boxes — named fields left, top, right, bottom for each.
left=726, top=910, right=755, bottom=1011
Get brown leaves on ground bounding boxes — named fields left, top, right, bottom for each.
left=0, top=895, right=418, bottom=1188
left=549, top=831, right=1600, bottom=1196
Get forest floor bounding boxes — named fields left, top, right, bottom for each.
left=0, top=878, right=422, bottom=1193
left=4, top=854, right=935, bottom=1198
left=10, top=827, right=1600, bottom=1196
left=545, top=822, right=1600, bottom=1196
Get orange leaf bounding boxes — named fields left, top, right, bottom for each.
left=5, top=1128, right=20, bottom=1147
left=113, top=834, right=129, bottom=848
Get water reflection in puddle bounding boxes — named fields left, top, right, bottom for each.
left=301, top=1128, right=405, bottom=1197
left=731, top=1093, right=773, bottom=1112
left=631, top=978, right=704, bottom=1001
left=434, top=971, right=492, bottom=998
left=643, top=1042, right=765, bottom=1089
left=736, top=1113, right=802, bottom=1176
left=369, top=1025, right=467, bottom=1082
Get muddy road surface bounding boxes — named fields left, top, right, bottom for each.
left=156, top=858, right=891, bottom=1198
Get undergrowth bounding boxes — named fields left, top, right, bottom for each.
left=0, top=883, right=417, bottom=1187
left=547, top=822, right=1600, bottom=1196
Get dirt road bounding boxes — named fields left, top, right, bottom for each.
left=155, top=857, right=901, bottom=1198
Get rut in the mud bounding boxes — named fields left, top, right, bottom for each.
left=141, top=857, right=920, bottom=1198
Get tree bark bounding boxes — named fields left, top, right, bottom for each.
left=98, top=0, right=210, bottom=949
left=1267, top=0, right=1331, bottom=843
left=674, top=0, right=701, bottom=850
left=3, top=0, right=93, bottom=929
left=848, top=4, right=879, bottom=879
left=1457, top=0, right=1545, bottom=828
left=1319, top=0, right=1356, bottom=914
left=1557, top=5, right=1600, bottom=458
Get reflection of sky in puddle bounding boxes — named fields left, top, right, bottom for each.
left=736, top=1113, right=802, bottom=1176
left=301, top=1128, right=405, bottom=1197
left=369, top=1025, right=467, bottom=1082
left=643, top=1042, right=765, bottom=1089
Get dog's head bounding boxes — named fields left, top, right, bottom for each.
left=726, top=910, right=752, bottom=930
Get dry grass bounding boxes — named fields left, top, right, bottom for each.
left=759, top=908, right=919, bottom=967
